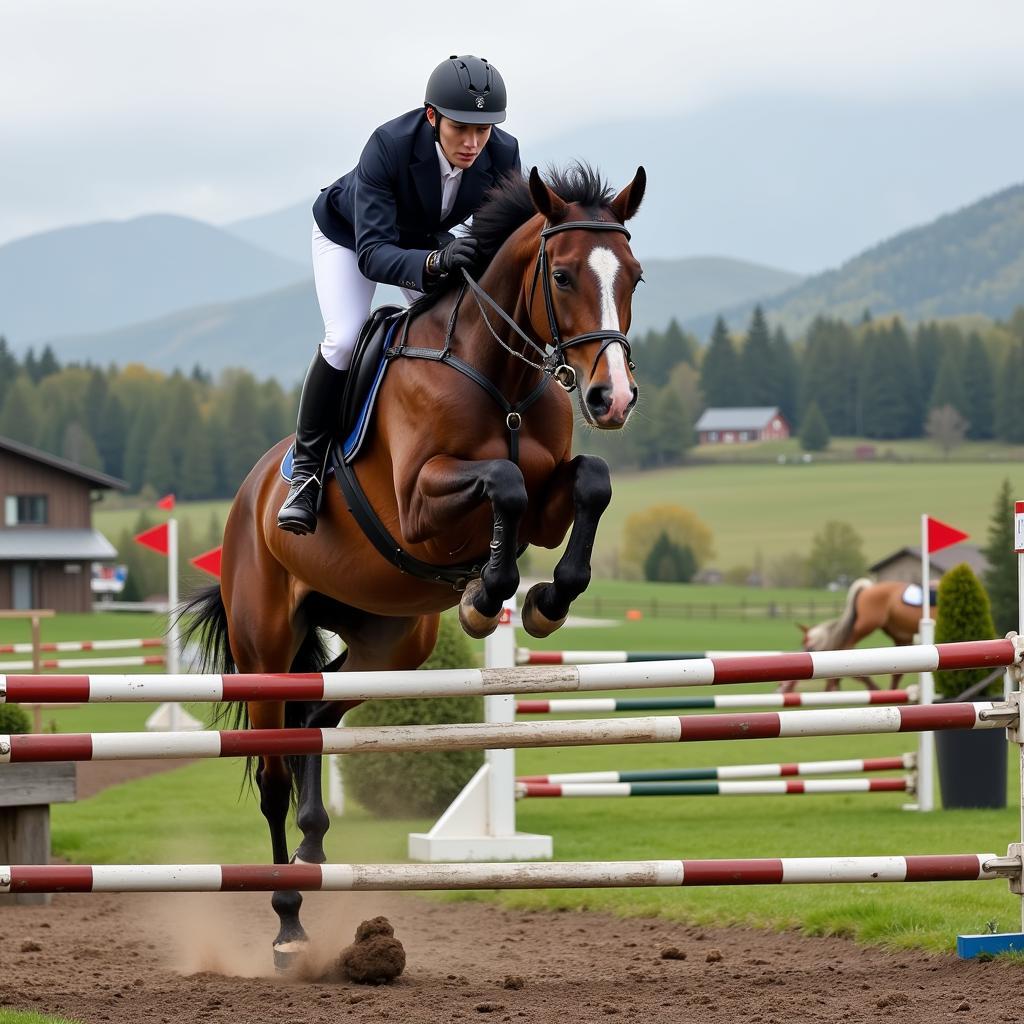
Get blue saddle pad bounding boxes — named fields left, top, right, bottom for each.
left=280, top=322, right=396, bottom=484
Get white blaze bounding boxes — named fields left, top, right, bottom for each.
left=587, top=247, right=633, bottom=418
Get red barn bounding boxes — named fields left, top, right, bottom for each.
left=695, top=407, right=790, bottom=445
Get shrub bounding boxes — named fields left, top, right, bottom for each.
left=621, top=504, right=714, bottom=578
left=934, top=563, right=999, bottom=699
left=340, top=613, right=484, bottom=818
left=0, top=703, right=32, bottom=734
left=643, top=532, right=696, bottom=583
left=806, top=521, right=867, bottom=587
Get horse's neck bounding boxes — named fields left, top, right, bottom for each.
left=450, top=259, right=545, bottom=399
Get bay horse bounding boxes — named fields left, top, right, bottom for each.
left=182, top=163, right=646, bottom=967
left=777, top=578, right=924, bottom=693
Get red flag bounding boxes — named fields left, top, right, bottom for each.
left=190, top=546, right=222, bottom=579
left=134, top=523, right=169, bottom=556
left=927, top=516, right=969, bottom=554
left=156, top=494, right=176, bottom=511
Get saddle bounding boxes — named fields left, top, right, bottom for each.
left=279, top=304, right=405, bottom=484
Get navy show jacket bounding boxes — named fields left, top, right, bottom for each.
left=312, top=109, right=521, bottom=292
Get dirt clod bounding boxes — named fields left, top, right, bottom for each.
left=19, top=941, right=42, bottom=953
left=706, top=948, right=723, bottom=963
left=660, top=947, right=686, bottom=961
left=337, top=916, right=406, bottom=985
left=501, top=975, right=525, bottom=990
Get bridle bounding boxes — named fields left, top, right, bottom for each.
left=458, top=218, right=635, bottom=392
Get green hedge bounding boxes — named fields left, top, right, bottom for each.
left=934, top=562, right=999, bottom=699
left=339, top=614, right=484, bottom=817
left=0, top=703, right=32, bottom=734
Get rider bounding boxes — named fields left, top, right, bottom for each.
left=277, top=55, right=521, bottom=535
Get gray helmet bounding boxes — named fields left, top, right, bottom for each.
left=424, top=55, right=507, bottom=125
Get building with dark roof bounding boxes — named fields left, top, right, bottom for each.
left=868, top=542, right=989, bottom=585
left=0, top=435, right=126, bottom=612
left=694, top=407, right=790, bottom=445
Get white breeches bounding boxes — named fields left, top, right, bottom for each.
left=312, top=224, right=420, bottom=370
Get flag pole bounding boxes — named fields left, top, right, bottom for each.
left=916, top=513, right=935, bottom=813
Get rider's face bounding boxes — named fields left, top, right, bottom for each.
left=433, top=113, right=491, bottom=169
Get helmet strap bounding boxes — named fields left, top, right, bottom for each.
left=427, top=106, right=442, bottom=144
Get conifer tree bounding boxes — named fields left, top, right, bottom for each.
left=981, top=478, right=1017, bottom=636
left=662, top=318, right=696, bottom=368
left=95, top=392, right=127, bottom=479
left=0, top=337, right=17, bottom=407
left=739, top=306, right=777, bottom=406
left=37, top=345, right=61, bottom=380
left=0, top=376, right=40, bottom=446
left=699, top=317, right=741, bottom=407
left=649, top=387, right=691, bottom=465
left=799, top=400, right=830, bottom=451
left=928, top=349, right=969, bottom=419
left=994, top=341, right=1024, bottom=443
left=772, top=326, right=799, bottom=427
left=799, top=317, right=858, bottom=435
left=962, top=333, right=995, bottom=439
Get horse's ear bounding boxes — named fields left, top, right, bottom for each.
left=610, top=166, right=646, bottom=223
left=528, top=167, right=568, bottom=222
left=796, top=623, right=808, bottom=634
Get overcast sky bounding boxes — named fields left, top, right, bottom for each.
left=3, top=0, right=1023, bottom=256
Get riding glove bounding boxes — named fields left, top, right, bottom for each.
left=426, top=236, right=479, bottom=277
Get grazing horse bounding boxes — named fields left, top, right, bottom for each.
left=182, top=164, right=645, bottom=967
left=777, top=578, right=925, bottom=693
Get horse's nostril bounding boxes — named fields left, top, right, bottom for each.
left=585, top=384, right=612, bottom=414
left=627, top=386, right=639, bottom=410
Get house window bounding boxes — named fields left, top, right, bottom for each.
left=5, top=495, right=49, bottom=526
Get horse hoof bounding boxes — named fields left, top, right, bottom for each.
left=459, top=579, right=501, bottom=639
left=520, top=582, right=567, bottom=639
left=273, top=939, right=311, bottom=973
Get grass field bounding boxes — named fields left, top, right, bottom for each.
left=93, top=459, right=1024, bottom=576
left=13, top=601, right=1020, bottom=955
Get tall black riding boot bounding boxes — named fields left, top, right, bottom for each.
left=277, top=349, right=347, bottom=536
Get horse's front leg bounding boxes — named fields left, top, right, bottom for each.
left=521, top=454, right=611, bottom=638
left=411, top=456, right=527, bottom=638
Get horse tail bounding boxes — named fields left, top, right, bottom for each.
left=825, top=577, right=873, bottom=650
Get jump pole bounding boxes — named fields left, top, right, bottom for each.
left=517, top=753, right=917, bottom=784
left=1, top=853, right=1014, bottom=895
left=2, top=701, right=1013, bottom=764
left=1, top=640, right=1015, bottom=705
left=516, top=777, right=913, bottom=798
left=515, top=689, right=919, bottom=714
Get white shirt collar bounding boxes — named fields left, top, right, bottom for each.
left=435, top=142, right=464, bottom=180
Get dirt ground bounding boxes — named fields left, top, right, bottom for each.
left=1, top=763, right=1019, bottom=1024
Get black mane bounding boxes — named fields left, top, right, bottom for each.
left=409, top=162, right=616, bottom=312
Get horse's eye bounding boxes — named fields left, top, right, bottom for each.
left=552, top=269, right=571, bottom=288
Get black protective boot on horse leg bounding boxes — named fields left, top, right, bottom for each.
left=277, top=349, right=346, bottom=535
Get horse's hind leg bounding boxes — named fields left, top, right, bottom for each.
left=290, top=613, right=439, bottom=868
left=226, top=576, right=311, bottom=969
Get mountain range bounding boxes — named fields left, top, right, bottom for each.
left=699, top=182, right=1024, bottom=337
left=3, top=172, right=1022, bottom=380
left=0, top=214, right=307, bottom=342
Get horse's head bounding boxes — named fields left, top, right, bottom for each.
left=526, top=166, right=646, bottom=429
left=797, top=620, right=831, bottom=652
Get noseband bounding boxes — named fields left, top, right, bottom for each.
left=460, top=218, right=635, bottom=392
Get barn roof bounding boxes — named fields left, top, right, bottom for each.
left=694, top=407, right=783, bottom=431
left=0, top=435, right=127, bottom=490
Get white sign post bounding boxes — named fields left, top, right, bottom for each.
left=914, top=513, right=935, bottom=813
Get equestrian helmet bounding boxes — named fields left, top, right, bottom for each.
left=425, top=55, right=507, bottom=124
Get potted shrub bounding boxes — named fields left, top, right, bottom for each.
left=933, top=563, right=1007, bottom=809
